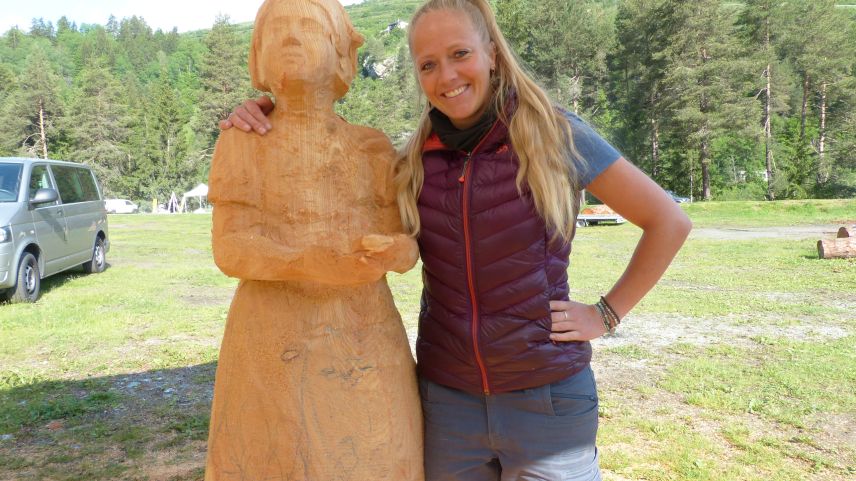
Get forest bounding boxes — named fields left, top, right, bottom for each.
left=0, top=0, right=854, bottom=205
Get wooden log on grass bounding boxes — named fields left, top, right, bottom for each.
left=818, top=237, right=856, bottom=259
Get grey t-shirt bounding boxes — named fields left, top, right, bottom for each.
left=564, top=112, right=623, bottom=188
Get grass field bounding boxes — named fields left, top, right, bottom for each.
left=0, top=199, right=854, bottom=480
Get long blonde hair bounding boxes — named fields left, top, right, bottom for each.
left=396, top=0, right=584, bottom=242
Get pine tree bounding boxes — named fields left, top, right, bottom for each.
left=64, top=64, right=132, bottom=194
left=198, top=15, right=251, bottom=146
left=117, top=16, right=155, bottom=74
left=30, top=18, right=55, bottom=42
left=0, top=48, right=64, bottom=158
left=610, top=0, right=676, bottom=182
left=739, top=0, right=787, bottom=200
left=496, top=0, right=614, bottom=117
left=790, top=1, right=853, bottom=189
left=6, top=27, right=23, bottom=49
left=660, top=0, right=755, bottom=200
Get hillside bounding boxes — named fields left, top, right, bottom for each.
left=0, top=0, right=853, bottom=203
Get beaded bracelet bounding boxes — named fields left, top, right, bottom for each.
left=599, top=296, right=621, bottom=328
left=595, top=296, right=621, bottom=336
left=594, top=301, right=615, bottom=336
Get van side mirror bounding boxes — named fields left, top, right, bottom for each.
left=30, top=188, right=59, bottom=207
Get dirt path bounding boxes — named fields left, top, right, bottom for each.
left=691, top=224, right=847, bottom=241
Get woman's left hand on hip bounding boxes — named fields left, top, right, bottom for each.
left=549, top=300, right=607, bottom=342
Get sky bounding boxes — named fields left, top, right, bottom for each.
left=0, top=0, right=365, bottom=35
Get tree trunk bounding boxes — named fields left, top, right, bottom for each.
left=817, top=238, right=856, bottom=259
left=38, top=98, right=48, bottom=159
left=761, top=16, right=775, bottom=201
left=800, top=74, right=809, bottom=142
left=701, top=135, right=711, bottom=201
left=571, top=73, right=581, bottom=115
left=764, top=63, right=775, bottom=200
left=651, top=116, right=660, bottom=179
left=817, top=81, right=829, bottom=184
left=699, top=46, right=711, bottom=201
left=689, top=157, right=695, bottom=203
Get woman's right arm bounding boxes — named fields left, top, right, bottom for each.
left=218, top=96, right=275, bottom=134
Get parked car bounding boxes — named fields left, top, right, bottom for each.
left=665, top=190, right=691, bottom=203
left=0, top=157, right=109, bottom=303
left=105, top=198, right=139, bottom=214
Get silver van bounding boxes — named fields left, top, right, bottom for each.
left=0, top=157, right=109, bottom=303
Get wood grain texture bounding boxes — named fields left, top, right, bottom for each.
left=818, top=238, right=856, bottom=259
left=205, top=1, right=423, bottom=479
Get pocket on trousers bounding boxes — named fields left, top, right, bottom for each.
left=548, top=367, right=598, bottom=418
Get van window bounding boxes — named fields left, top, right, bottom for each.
left=29, top=165, right=54, bottom=200
left=0, top=163, right=23, bottom=203
left=52, top=166, right=100, bottom=203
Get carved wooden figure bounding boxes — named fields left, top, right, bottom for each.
left=205, top=0, right=423, bottom=479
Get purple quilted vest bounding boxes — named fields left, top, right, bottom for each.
left=416, top=119, right=591, bottom=395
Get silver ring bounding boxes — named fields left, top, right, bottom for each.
left=563, top=311, right=568, bottom=321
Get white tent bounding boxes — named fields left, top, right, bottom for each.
left=181, top=183, right=209, bottom=212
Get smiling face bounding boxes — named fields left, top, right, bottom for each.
left=410, top=9, right=496, bottom=129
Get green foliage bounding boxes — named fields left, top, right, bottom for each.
left=198, top=15, right=253, bottom=147
left=0, top=0, right=853, bottom=200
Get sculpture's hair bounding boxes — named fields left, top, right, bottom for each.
left=249, top=0, right=364, bottom=98
left=395, top=0, right=584, bottom=242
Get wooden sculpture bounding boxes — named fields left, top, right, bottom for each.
left=205, top=0, right=423, bottom=479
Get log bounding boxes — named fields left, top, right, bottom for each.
left=837, top=226, right=852, bottom=238
left=818, top=237, right=856, bottom=259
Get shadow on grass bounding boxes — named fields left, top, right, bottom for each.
left=0, top=362, right=214, bottom=480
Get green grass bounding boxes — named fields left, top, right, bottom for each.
left=681, top=199, right=855, bottom=227
left=661, top=337, right=856, bottom=428
left=0, top=200, right=854, bottom=480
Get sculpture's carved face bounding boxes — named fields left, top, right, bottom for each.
left=257, top=2, right=338, bottom=92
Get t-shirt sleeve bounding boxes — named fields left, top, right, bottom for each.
left=564, top=111, right=622, bottom=188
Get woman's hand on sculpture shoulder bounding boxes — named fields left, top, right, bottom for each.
left=548, top=300, right=607, bottom=342
left=219, top=96, right=275, bottom=134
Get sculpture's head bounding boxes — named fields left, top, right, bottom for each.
left=250, top=0, right=364, bottom=99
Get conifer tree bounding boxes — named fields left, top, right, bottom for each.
left=610, top=0, right=676, bottom=182
left=660, top=0, right=755, bottom=200
left=0, top=48, right=64, bottom=158
left=64, top=64, right=132, bottom=194
left=739, top=0, right=787, bottom=199
left=199, top=15, right=251, bottom=146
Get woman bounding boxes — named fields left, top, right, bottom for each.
left=223, top=1, right=692, bottom=479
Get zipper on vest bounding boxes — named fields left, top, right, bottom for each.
left=458, top=158, right=468, bottom=183
left=460, top=121, right=500, bottom=395
left=461, top=156, right=489, bottom=394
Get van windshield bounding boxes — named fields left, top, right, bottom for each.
left=0, top=163, right=23, bottom=202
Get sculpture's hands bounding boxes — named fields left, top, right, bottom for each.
left=219, top=96, right=275, bottom=134
left=359, top=234, right=419, bottom=274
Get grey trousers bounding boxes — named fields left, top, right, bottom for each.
left=420, top=366, right=602, bottom=481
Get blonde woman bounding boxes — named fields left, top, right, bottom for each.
left=223, top=1, right=691, bottom=479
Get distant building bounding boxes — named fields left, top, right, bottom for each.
left=383, top=20, right=408, bottom=34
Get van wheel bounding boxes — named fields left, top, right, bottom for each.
left=83, top=238, right=107, bottom=274
left=9, top=253, right=40, bottom=303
